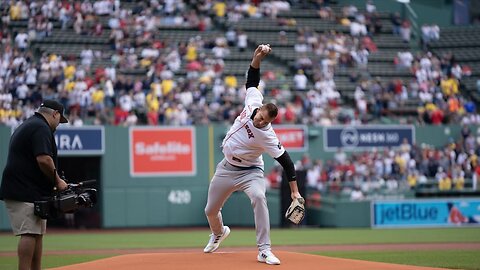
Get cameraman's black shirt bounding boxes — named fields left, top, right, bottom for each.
left=0, top=113, right=57, bottom=202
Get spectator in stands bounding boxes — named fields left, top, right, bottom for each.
left=421, top=24, right=440, bottom=50
left=236, top=30, right=248, bottom=52
left=400, top=20, right=411, bottom=43
left=343, top=5, right=358, bottom=21
left=14, top=31, right=29, bottom=51
left=351, top=46, right=369, bottom=69
left=266, top=165, right=282, bottom=189
left=334, top=148, right=347, bottom=164
left=452, top=164, right=465, bottom=190
left=293, top=70, right=307, bottom=91
left=306, top=159, right=323, bottom=191
left=390, top=12, right=402, bottom=35
left=366, top=1, right=376, bottom=13
left=350, top=186, right=364, bottom=201
left=295, top=54, right=313, bottom=71
left=350, top=19, right=368, bottom=37
left=0, top=0, right=476, bottom=129
left=318, top=6, right=335, bottom=21
left=396, top=51, right=414, bottom=69
left=278, top=30, right=288, bottom=45
left=225, top=28, right=236, bottom=46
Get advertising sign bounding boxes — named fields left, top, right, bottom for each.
left=55, top=126, right=104, bottom=156
left=372, top=199, right=480, bottom=228
left=273, top=125, right=308, bottom=151
left=324, top=125, right=414, bottom=151
left=129, top=127, right=196, bottom=177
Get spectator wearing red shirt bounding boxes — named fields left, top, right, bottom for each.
left=430, top=108, right=444, bottom=125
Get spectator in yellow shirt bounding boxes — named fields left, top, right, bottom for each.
left=10, top=3, right=21, bottom=20
left=185, top=44, right=197, bottom=62
left=453, top=176, right=464, bottom=190
left=246, top=4, right=257, bottom=17
left=213, top=1, right=226, bottom=17
left=440, top=76, right=459, bottom=97
left=65, top=80, right=76, bottom=92
left=407, top=172, right=417, bottom=189
left=146, top=90, right=160, bottom=112
left=92, top=88, right=105, bottom=111
left=439, top=176, right=452, bottom=191
left=424, top=102, right=436, bottom=112
left=224, top=74, right=237, bottom=88
left=64, top=64, right=76, bottom=80
left=161, top=79, right=174, bottom=96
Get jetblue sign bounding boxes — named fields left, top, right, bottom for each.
left=323, top=125, right=414, bottom=151
left=372, top=199, right=480, bottom=228
left=55, top=127, right=104, bottom=156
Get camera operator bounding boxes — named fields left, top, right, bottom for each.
left=0, top=100, right=68, bottom=270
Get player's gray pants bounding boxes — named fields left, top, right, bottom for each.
left=205, top=158, right=271, bottom=252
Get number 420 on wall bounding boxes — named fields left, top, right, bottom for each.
left=168, top=190, right=191, bottom=204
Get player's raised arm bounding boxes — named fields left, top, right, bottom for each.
left=246, top=44, right=272, bottom=89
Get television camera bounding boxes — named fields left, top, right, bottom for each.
left=34, top=180, right=97, bottom=219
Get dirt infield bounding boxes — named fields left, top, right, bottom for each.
left=48, top=251, right=447, bottom=270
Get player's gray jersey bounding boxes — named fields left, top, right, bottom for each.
left=221, top=87, right=285, bottom=169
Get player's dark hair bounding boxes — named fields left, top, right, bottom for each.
left=264, top=103, right=278, bottom=119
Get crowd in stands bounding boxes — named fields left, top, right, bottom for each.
left=391, top=48, right=479, bottom=125
left=0, top=0, right=478, bottom=129
left=267, top=125, right=480, bottom=199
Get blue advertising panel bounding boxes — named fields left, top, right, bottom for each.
left=55, top=126, right=104, bottom=156
left=323, top=125, right=414, bottom=151
left=372, top=199, right=480, bottom=228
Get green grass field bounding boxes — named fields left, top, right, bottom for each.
left=312, top=250, right=480, bottom=270
left=0, top=227, right=479, bottom=269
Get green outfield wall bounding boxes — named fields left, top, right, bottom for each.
left=0, top=125, right=473, bottom=230
left=307, top=197, right=372, bottom=227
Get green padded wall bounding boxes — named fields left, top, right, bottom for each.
left=0, top=124, right=474, bottom=230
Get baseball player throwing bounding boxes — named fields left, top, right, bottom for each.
left=203, top=44, right=303, bottom=265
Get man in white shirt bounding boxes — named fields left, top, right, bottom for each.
left=203, top=45, right=303, bottom=265
left=15, top=32, right=29, bottom=51
left=293, top=69, right=307, bottom=91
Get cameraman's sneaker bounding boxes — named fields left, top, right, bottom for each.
left=203, top=226, right=230, bottom=253
left=257, top=250, right=281, bottom=265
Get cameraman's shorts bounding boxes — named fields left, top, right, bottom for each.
left=4, top=199, right=46, bottom=236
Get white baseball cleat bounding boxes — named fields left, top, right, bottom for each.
left=203, top=226, right=230, bottom=253
left=257, top=250, right=281, bottom=265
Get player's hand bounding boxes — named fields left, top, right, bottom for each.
left=253, top=44, right=272, bottom=60
left=291, top=191, right=302, bottom=201
left=56, top=178, right=68, bottom=191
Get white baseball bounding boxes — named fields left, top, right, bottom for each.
left=262, top=45, right=270, bottom=53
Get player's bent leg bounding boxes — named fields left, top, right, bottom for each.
left=203, top=225, right=230, bottom=253
left=204, top=163, right=237, bottom=236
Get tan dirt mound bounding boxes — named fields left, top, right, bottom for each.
left=48, top=251, right=446, bottom=270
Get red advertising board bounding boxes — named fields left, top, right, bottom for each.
left=273, top=125, right=308, bottom=151
left=129, top=127, right=196, bottom=176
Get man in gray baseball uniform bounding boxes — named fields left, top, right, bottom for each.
left=203, top=44, right=303, bottom=265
